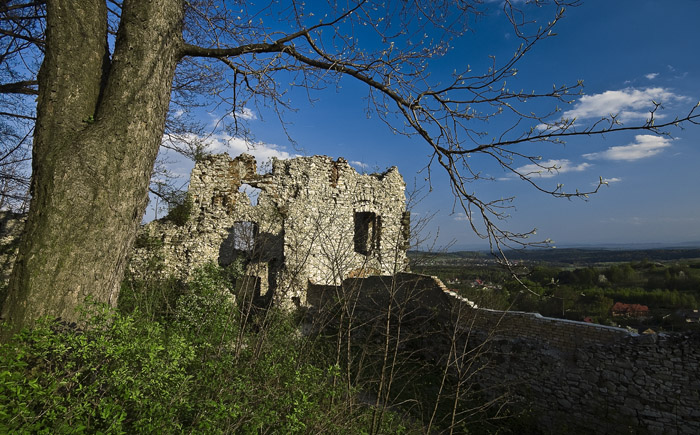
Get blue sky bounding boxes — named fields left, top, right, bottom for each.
left=157, top=0, right=700, bottom=250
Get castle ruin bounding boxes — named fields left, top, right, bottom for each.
left=130, top=153, right=411, bottom=307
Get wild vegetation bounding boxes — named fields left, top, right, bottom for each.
left=2, top=2, right=699, bottom=432
left=0, top=264, right=409, bottom=433
left=0, top=257, right=539, bottom=434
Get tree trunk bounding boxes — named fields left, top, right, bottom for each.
left=1, top=0, right=184, bottom=335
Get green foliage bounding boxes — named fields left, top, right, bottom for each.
left=573, top=289, right=614, bottom=320
left=454, top=286, right=511, bottom=310
left=118, top=246, right=181, bottom=322
left=133, top=232, right=164, bottom=250
left=163, top=192, right=193, bottom=226
left=172, top=262, right=239, bottom=349
left=118, top=274, right=183, bottom=322
left=1, top=263, right=411, bottom=434
left=606, top=287, right=697, bottom=309
left=0, top=304, right=194, bottom=434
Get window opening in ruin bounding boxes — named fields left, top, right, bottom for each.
left=239, top=184, right=261, bottom=205
left=401, top=211, right=411, bottom=250
left=232, top=221, right=258, bottom=252
left=354, top=212, right=381, bottom=255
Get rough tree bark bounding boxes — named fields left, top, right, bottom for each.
left=1, top=0, right=184, bottom=334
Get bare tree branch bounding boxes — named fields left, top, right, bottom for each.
left=0, top=79, right=37, bottom=94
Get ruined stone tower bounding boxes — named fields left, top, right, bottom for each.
left=130, top=153, right=410, bottom=307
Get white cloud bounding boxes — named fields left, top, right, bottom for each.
left=207, top=133, right=293, bottom=161
left=583, top=135, right=672, bottom=161
left=233, top=107, right=257, bottom=121
left=562, top=87, right=688, bottom=123
left=453, top=212, right=469, bottom=222
left=593, top=177, right=622, bottom=187
left=171, top=132, right=294, bottom=164
left=514, top=159, right=591, bottom=178
left=350, top=160, right=368, bottom=170
left=644, top=73, right=659, bottom=80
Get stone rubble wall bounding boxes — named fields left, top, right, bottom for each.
left=129, top=153, right=409, bottom=307
left=268, top=156, right=408, bottom=291
left=0, top=211, right=25, bottom=294
left=311, top=273, right=700, bottom=434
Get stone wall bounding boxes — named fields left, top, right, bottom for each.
left=0, top=211, right=25, bottom=296
left=483, top=330, right=700, bottom=434
left=310, top=273, right=700, bottom=434
left=130, top=153, right=410, bottom=307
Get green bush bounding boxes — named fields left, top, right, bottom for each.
left=0, top=263, right=411, bottom=434
left=0, top=304, right=194, bottom=434
left=164, top=193, right=193, bottom=226
left=118, top=274, right=184, bottom=322
left=132, top=232, right=164, bottom=250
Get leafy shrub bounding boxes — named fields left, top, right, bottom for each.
left=1, top=263, right=411, bottom=434
left=118, top=274, right=184, bottom=322
left=163, top=192, right=193, bottom=226
left=0, top=304, right=194, bottom=434
left=132, top=232, right=164, bottom=250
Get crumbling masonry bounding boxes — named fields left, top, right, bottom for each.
left=129, top=153, right=411, bottom=307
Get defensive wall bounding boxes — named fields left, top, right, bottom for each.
left=310, top=273, right=700, bottom=434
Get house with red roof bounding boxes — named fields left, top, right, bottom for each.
left=611, top=302, right=650, bottom=318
